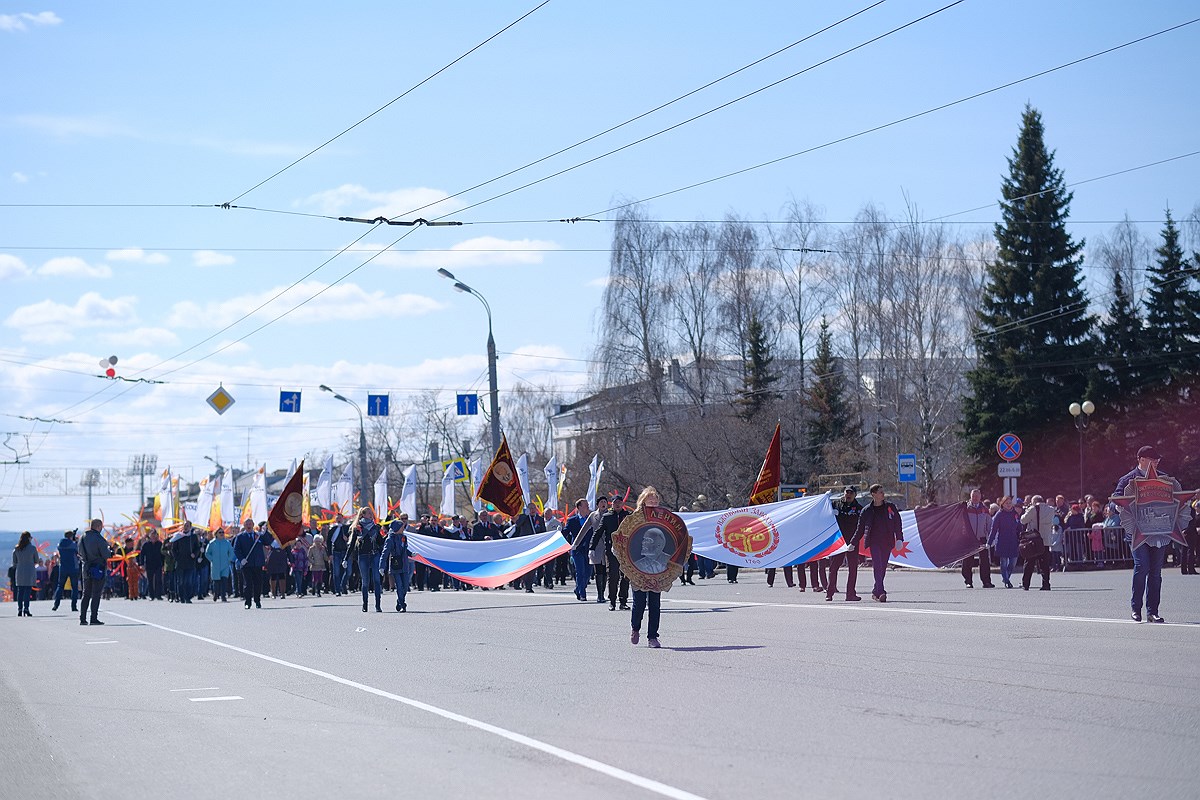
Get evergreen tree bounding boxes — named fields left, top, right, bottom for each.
left=963, top=105, right=1095, bottom=461
left=1094, top=269, right=1146, bottom=411
left=805, top=317, right=855, bottom=474
left=1142, top=210, right=1200, bottom=387
left=736, top=314, right=779, bottom=420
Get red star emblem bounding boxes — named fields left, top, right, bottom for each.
left=891, top=540, right=912, bottom=559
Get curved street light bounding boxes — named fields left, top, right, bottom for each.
left=437, top=268, right=501, bottom=454
left=321, top=384, right=369, bottom=504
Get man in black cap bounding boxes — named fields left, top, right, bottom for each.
left=1115, top=445, right=1175, bottom=623
left=825, top=486, right=862, bottom=601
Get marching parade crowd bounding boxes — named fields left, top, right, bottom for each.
left=9, top=447, right=1200, bottom=629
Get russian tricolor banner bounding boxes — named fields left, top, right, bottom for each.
left=405, top=530, right=570, bottom=588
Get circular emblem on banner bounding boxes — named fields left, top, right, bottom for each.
left=716, top=511, right=779, bottom=559
left=493, top=463, right=514, bottom=484
left=613, top=505, right=692, bottom=593
left=283, top=493, right=303, bottom=522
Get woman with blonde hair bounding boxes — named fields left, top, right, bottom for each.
left=630, top=486, right=665, bottom=649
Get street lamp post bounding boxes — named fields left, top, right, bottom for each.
left=1068, top=400, right=1095, bottom=501
left=321, top=385, right=369, bottom=508
left=437, top=268, right=501, bottom=454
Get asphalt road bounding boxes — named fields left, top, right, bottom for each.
left=3, top=568, right=1198, bottom=800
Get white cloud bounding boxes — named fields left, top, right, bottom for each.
left=4, top=291, right=138, bottom=343
left=13, top=114, right=136, bottom=139
left=296, top=184, right=463, bottom=220
left=0, top=253, right=32, bottom=279
left=0, top=11, right=62, bottom=32
left=105, top=248, right=169, bottom=264
left=11, top=171, right=28, bottom=183
left=192, top=250, right=235, bottom=267
left=586, top=276, right=610, bottom=289
left=99, top=326, right=180, bottom=348
left=375, top=236, right=561, bottom=270
left=37, top=256, right=112, bottom=278
left=167, top=280, right=444, bottom=328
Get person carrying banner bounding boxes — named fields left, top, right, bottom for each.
left=1116, top=445, right=1183, bottom=623
left=379, top=520, right=414, bottom=612
left=961, top=489, right=995, bottom=588
left=600, top=497, right=630, bottom=610
left=852, top=484, right=903, bottom=602
left=826, top=486, right=863, bottom=602
left=629, top=487, right=665, bottom=648
left=564, top=498, right=593, bottom=601
left=587, top=497, right=610, bottom=602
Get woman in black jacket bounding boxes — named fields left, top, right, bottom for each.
left=344, top=509, right=384, bottom=612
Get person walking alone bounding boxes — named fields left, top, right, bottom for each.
left=78, top=519, right=111, bottom=625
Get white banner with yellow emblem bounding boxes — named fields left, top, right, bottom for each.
left=679, top=493, right=847, bottom=568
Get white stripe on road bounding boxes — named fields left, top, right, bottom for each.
left=85, top=640, right=118, bottom=644
left=104, top=611, right=708, bottom=800
left=189, top=696, right=243, bottom=702
left=170, top=687, right=220, bottom=692
left=662, top=597, right=1200, bottom=627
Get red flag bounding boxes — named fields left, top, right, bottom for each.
left=475, top=435, right=525, bottom=517
left=748, top=424, right=781, bottom=506
left=267, top=460, right=305, bottom=546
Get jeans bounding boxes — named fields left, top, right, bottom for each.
left=54, top=569, right=79, bottom=607
left=293, top=570, right=306, bottom=596
left=176, top=568, right=196, bottom=602
left=999, top=557, right=1017, bottom=584
left=870, top=541, right=893, bottom=597
left=332, top=554, right=349, bottom=593
left=357, top=555, right=381, bottom=606
left=390, top=570, right=410, bottom=609
left=571, top=551, right=592, bottom=598
left=631, top=590, right=661, bottom=639
left=1131, top=543, right=1166, bottom=614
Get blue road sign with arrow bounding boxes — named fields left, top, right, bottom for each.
left=279, top=391, right=301, bottom=413
left=367, top=394, right=389, bottom=417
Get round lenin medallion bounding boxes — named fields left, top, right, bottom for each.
left=613, top=505, right=692, bottom=593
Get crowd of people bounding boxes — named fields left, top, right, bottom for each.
left=9, top=446, right=1198, bottom=629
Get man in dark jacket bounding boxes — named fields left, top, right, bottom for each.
left=172, top=521, right=201, bottom=603
left=52, top=529, right=79, bottom=612
left=852, top=484, right=904, bottom=602
left=599, top=500, right=630, bottom=610
left=233, top=519, right=267, bottom=609
left=78, top=519, right=111, bottom=625
left=509, top=504, right=544, bottom=593
left=563, top=499, right=591, bottom=600
left=140, top=530, right=164, bottom=599
left=826, top=486, right=863, bottom=602
left=327, top=514, right=351, bottom=596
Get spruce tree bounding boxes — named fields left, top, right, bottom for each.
left=1143, top=210, right=1200, bottom=387
left=805, top=317, right=854, bottom=473
left=963, top=105, right=1094, bottom=461
left=1094, top=269, right=1145, bottom=411
left=736, top=315, right=779, bottom=420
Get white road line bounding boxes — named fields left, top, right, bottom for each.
left=662, top=597, right=1199, bottom=627
left=189, top=696, right=243, bottom=703
left=84, top=640, right=118, bottom=644
left=105, top=611, right=707, bottom=800
left=170, top=687, right=220, bottom=692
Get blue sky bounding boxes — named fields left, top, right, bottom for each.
left=2, top=1, right=1198, bottom=530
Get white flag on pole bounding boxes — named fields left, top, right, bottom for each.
left=400, top=465, right=418, bottom=519
left=586, top=455, right=603, bottom=508
left=440, top=463, right=456, bottom=517
left=515, top=453, right=532, bottom=507
left=543, top=455, right=559, bottom=512
left=333, top=461, right=355, bottom=512
left=374, top=464, right=389, bottom=521
left=468, top=457, right=483, bottom=513
left=315, top=454, right=333, bottom=509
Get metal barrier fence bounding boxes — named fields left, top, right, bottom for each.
left=1061, top=526, right=1131, bottom=570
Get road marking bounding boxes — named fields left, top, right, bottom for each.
left=189, top=696, right=243, bottom=703
left=170, top=687, right=220, bottom=692
left=661, top=597, right=1199, bottom=627
left=104, top=611, right=708, bottom=800
left=85, top=640, right=118, bottom=644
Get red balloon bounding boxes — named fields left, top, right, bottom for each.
left=105, top=368, right=116, bottom=378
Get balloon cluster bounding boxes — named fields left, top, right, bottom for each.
left=99, top=355, right=119, bottom=378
